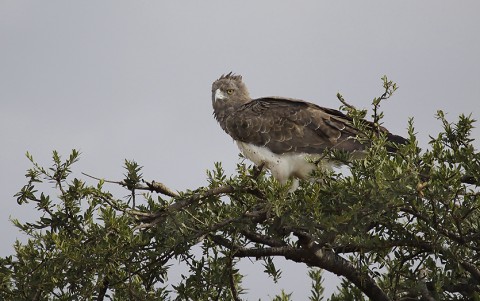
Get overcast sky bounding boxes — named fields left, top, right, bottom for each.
left=1, top=1, right=479, bottom=299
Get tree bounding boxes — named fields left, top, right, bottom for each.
left=1, top=78, right=479, bottom=300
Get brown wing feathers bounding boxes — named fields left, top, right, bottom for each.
left=213, top=73, right=407, bottom=155
left=224, top=97, right=365, bottom=154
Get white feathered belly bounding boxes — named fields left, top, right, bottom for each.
left=236, top=141, right=329, bottom=185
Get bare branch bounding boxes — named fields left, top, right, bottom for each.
left=210, top=235, right=292, bottom=258
left=239, top=230, right=286, bottom=248
left=82, top=172, right=123, bottom=185
left=82, top=172, right=178, bottom=197
left=142, top=180, right=178, bottom=197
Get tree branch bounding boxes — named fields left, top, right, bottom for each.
left=82, top=172, right=179, bottom=197
left=239, top=229, right=286, bottom=248
left=210, top=235, right=292, bottom=259
left=134, top=185, right=236, bottom=228
left=305, top=244, right=390, bottom=301
left=418, top=269, right=436, bottom=301
left=212, top=234, right=391, bottom=301
left=336, top=92, right=357, bottom=110
left=134, top=185, right=266, bottom=230
left=142, top=180, right=179, bottom=197
left=96, top=276, right=109, bottom=301
left=227, top=257, right=242, bottom=301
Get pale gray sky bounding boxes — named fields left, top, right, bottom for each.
left=1, top=1, right=479, bottom=299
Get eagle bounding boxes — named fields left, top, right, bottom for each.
left=212, top=73, right=407, bottom=190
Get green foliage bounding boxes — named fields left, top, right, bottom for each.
left=329, top=279, right=367, bottom=301
left=2, top=78, right=479, bottom=300
left=263, top=256, right=282, bottom=283
left=272, top=290, right=293, bottom=301
left=309, top=268, right=325, bottom=301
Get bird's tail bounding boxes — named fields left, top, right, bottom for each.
left=386, top=133, right=409, bottom=152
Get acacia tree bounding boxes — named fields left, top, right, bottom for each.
left=1, top=79, right=479, bottom=300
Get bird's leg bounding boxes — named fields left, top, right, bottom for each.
left=251, top=162, right=266, bottom=179
left=288, top=178, right=300, bottom=193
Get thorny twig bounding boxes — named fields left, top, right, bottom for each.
left=82, top=172, right=178, bottom=197
left=336, top=92, right=357, bottom=110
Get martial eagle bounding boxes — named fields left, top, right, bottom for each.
left=212, top=73, right=407, bottom=190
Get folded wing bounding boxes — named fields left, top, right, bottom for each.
left=224, top=97, right=372, bottom=155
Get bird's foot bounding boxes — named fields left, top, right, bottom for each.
left=251, top=162, right=266, bottom=179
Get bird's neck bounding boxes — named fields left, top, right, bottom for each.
left=213, top=103, right=234, bottom=122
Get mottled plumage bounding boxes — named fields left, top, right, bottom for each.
left=212, top=73, right=406, bottom=189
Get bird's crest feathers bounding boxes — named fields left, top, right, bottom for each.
left=217, top=72, right=242, bottom=82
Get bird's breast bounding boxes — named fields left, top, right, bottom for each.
left=235, top=141, right=324, bottom=184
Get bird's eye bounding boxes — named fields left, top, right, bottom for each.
left=226, top=89, right=234, bottom=95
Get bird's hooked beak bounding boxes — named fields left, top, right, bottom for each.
left=214, top=89, right=226, bottom=102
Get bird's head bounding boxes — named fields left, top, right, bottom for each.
left=211, top=72, right=251, bottom=109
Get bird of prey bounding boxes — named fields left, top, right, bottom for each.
left=212, top=72, right=407, bottom=190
